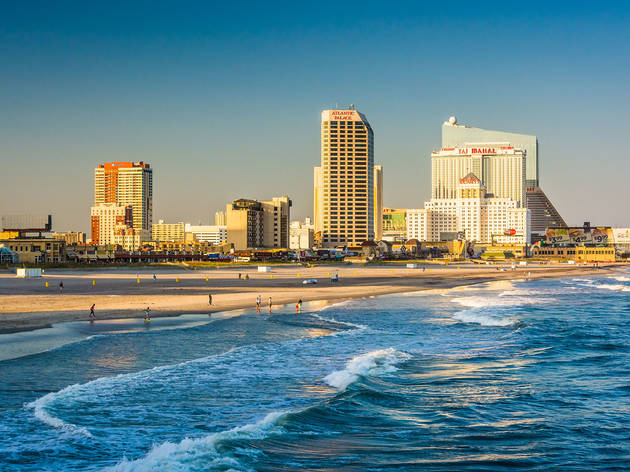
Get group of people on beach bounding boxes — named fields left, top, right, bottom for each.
left=87, top=289, right=304, bottom=324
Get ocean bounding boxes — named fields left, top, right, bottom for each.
left=1, top=270, right=630, bottom=471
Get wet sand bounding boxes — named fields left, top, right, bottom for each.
left=0, top=263, right=620, bottom=333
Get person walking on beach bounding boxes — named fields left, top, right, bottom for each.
left=90, top=304, right=96, bottom=321
left=59, top=281, right=64, bottom=295
left=209, top=294, right=213, bottom=305
left=144, top=307, right=151, bottom=323
left=298, top=299, right=303, bottom=313
left=153, top=273, right=157, bottom=281
left=268, top=297, right=272, bottom=313
left=256, top=295, right=262, bottom=313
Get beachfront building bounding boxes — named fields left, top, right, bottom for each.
left=407, top=174, right=530, bottom=244
left=113, top=226, right=150, bottom=251
left=152, top=220, right=185, bottom=243
left=184, top=224, right=227, bottom=245
left=382, top=208, right=408, bottom=242
left=0, top=238, right=64, bottom=263
left=289, top=218, right=315, bottom=250
left=92, top=161, right=153, bottom=245
left=214, top=211, right=226, bottom=226
left=226, top=196, right=291, bottom=250
left=314, top=107, right=377, bottom=248
left=442, top=116, right=566, bottom=234
left=374, top=165, right=383, bottom=241
left=52, top=231, right=86, bottom=245
left=90, top=203, right=132, bottom=246
left=432, top=143, right=526, bottom=207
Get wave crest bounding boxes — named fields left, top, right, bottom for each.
left=323, top=348, right=410, bottom=391
left=106, top=411, right=287, bottom=471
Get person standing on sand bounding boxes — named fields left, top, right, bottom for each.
left=59, top=281, right=64, bottom=294
left=90, top=304, right=95, bottom=321
left=298, top=299, right=303, bottom=313
left=209, top=294, right=213, bottom=305
left=256, top=295, right=262, bottom=313
left=268, top=297, right=272, bottom=313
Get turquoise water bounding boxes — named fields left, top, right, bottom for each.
left=1, top=271, right=630, bottom=471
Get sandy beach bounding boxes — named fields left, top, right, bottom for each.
left=0, top=262, right=621, bottom=333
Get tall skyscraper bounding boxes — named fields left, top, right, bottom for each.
left=92, top=161, right=152, bottom=245
left=442, top=116, right=538, bottom=187
left=441, top=117, right=566, bottom=234
left=315, top=107, right=376, bottom=247
left=374, top=165, right=383, bottom=241
left=431, top=145, right=526, bottom=207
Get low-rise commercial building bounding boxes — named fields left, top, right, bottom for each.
left=0, top=238, right=65, bottom=263
left=382, top=208, right=407, bottom=242
left=532, top=246, right=615, bottom=262
left=184, top=224, right=227, bottom=245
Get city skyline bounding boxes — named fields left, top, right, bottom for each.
left=2, top=3, right=630, bottom=231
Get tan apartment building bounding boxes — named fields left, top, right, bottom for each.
left=90, top=203, right=132, bottom=246
left=92, top=161, right=153, bottom=245
left=152, top=220, right=185, bottom=243
left=314, top=107, right=377, bottom=247
left=226, top=196, right=291, bottom=250
left=52, top=231, right=86, bottom=245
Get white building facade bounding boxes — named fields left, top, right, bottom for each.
left=289, top=218, right=315, bottom=250
left=407, top=174, right=530, bottom=244
left=432, top=144, right=526, bottom=207
left=184, top=224, right=227, bottom=245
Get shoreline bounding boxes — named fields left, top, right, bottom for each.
left=0, top=264, right=622, bottom=335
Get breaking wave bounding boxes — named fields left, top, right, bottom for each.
left=323, top=348, right=410, bottom=391
left=106, top=411, right=287, bottom=472
left=453, top=311, right=519, bottom=327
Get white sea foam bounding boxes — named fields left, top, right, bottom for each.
left=26, top=393, right=92, bottom=437
left=323, top=348, right=410, bottom=391
left=610, top=276, right=630, bottom=282
left=311, top=312, right=368, bottom=331
left=106, top=411, right=287, bottom=472
left=451, top=295, right=544, bottom=309
left=597, top=283, right=630, bottom=292
left=452, top=310, right=518, bottom=327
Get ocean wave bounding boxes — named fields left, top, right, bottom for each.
left=24, top=347, right=243, bottom=437
left=610, top=276, right=630, bottom=282
left=453, top=310, right=518, bottom=327
left=323, top=348, right=410, bottom=391
left=310, top=313, right=368, bottom=331
left=106, top=411, right=287, bottom=472
left=451, top=295, right=546, bottom=309
left=596, top=283, right=630, bottom=292
left=26, top=393, right=92, bottom=437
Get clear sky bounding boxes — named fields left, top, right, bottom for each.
left=2, top=1, right=629, bottom=231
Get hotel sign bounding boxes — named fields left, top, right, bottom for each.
left=325, top=110, right=362, bottom=121
left=436, top=146, right=516, bottom=156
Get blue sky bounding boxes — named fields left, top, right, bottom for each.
left=2, top=1, right=629, bottom=231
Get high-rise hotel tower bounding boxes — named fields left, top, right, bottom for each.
left=314, top=108, right=375, bottom=247
left=91, top=162, right=153, bottom=245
